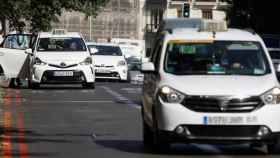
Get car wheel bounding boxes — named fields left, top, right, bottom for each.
left=29, top=81, right=40, bottom=89
left=267, top=140, right=280, bottom=154
left=151, top=108, right=170, bottom=152
left=83, top=83, right=95, bottom=89
left=9, top=78, right=21, bottom=88
left=142, top=115, right=154, bottom=146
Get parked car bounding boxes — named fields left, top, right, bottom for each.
left=141, top=19, right=280, bottom=153
left=126, top=57, right=144, bottom=84
left=87, top=42, right=128, bottom=81
left=261, top=34, right=280, bottom=72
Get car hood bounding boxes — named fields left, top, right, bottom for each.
left=161, top=74, right=278, bottom=96
left=36, top=52, right=89, bottom=65
left=92, top=55, right=125, bottom=66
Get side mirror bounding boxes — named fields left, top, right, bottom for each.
left=277, top=64, right=280, bottom=73
left=25, top=48, right=33, bottom=55
left=89, top=47, right=98, bottom=55
left=141, top=62, right=155, bottom=73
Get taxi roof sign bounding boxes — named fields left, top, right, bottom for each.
left=52, top=29, right=67, bottom=35
left=199, top=20, right=227, bottom=32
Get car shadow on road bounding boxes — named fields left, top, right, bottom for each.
left=94, top=139, right=276, bottom=156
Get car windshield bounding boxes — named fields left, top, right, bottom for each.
left=164, top=41, right=271, bottom=76
left=89, top=45, right=122, bottom=56
left=37, top=37, right=87, bottom=51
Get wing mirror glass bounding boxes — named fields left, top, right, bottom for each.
left=25, top=48, right=33, bottom=55
left=141, top=62, right=155, bottom=73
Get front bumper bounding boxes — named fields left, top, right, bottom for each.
left=158, top=128, right=280, bottom=144
left=31, top=65, right=95, bottom=84
left=95, top=66, right=127, bottom=80
left=155, top=97, right=280, bottom=143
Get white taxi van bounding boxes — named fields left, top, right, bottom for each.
left=26, top=29, right=95, bottom=88
left=141, top=19, right=280, bottom=153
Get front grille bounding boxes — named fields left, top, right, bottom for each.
left=181, top=96, right=264, bottom=113
left=95, top=72, right=119, bottom=78
left=187, top=125, right=260, bottom=137
left=95, top=65, right=114, bottom=68
left=41, top=71, right=85, bottom=83
left=49, top=64, right=78, bottom=68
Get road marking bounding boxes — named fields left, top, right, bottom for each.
left=2, top=90, right=12, bottom=158
left=102, top=86, right=141, bottom=109
left=2, top=112, right=12, bottom=158
left=15, top=90, right=29, bottom=158
left=120, top=88, right=142, bottom=94
left=17, top=112, right=29, bottom=158
left=26, top=100, right=114, bottom=103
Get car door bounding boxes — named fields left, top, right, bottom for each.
left=143, top=38, right=163, bottom=124
left=0, top=34, right=32, bottom=80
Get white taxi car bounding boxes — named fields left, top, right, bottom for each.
left=141, top=19, right=280, bottom=153
left=87, top=42, right=128, bottom=81
left=26, top=29, right=95, bottom=88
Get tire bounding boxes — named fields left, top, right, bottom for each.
left=9, top=78, right=21, bottom=88
left=83, top=83, right=95, bottom=89
left=267, top=141, right=280, bottom=154
left=0, top=65, right=3, bottom=75
left=29, top=81, right=40, bottom=89
left=151, top=108, right=170, bottom=152
left=142, top=117, right=154, bottom=146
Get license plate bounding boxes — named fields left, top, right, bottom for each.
left=203, top=116, right=258, bottom=125
left=96, top=69, right=110, bottom=73
left=53, top=71, right=73, bottom=77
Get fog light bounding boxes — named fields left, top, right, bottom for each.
left=175, top=126, right=185, bottom=135
left=185, top=127, right=191, bottom=136
left=257, top=126, right=269, bottom=136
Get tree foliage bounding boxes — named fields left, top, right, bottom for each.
left=228, top=0, right=280, bottom=34
left=0, top=0, right=109, bottom=33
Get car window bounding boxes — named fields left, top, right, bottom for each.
left=164, top=41, right=271, bottom=76
left=3, top=34, right=31, bottom=50
left=37, top=37, right=87, bottom=52
left=262, top=37, right=280, bottom=48
left=88, top=45, right=122, bottom=56
left=269, top=50, right=280, bottom=60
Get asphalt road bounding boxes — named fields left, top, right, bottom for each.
left=0, top=82, right=279, bottom=158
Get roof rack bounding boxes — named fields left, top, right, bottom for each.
left=52, top=29, right=67, bottom=35
left=199, top=20, right=227, bottom=32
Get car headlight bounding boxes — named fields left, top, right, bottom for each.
left=117, top=60, right=126, bottom=67
left=158, top=86, right=185, bottom=103
left=261, top=87, right=280, bottom=104
left=80, top=57, right=92, bottom=65
left=34, top=57, right=47, bottom=65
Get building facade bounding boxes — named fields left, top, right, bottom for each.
left=141, top=0, right=230, bottom=55
left=52, top=0, right=140, bottom=42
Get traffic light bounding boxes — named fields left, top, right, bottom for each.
left=183, top=3, right=190, bottom=18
